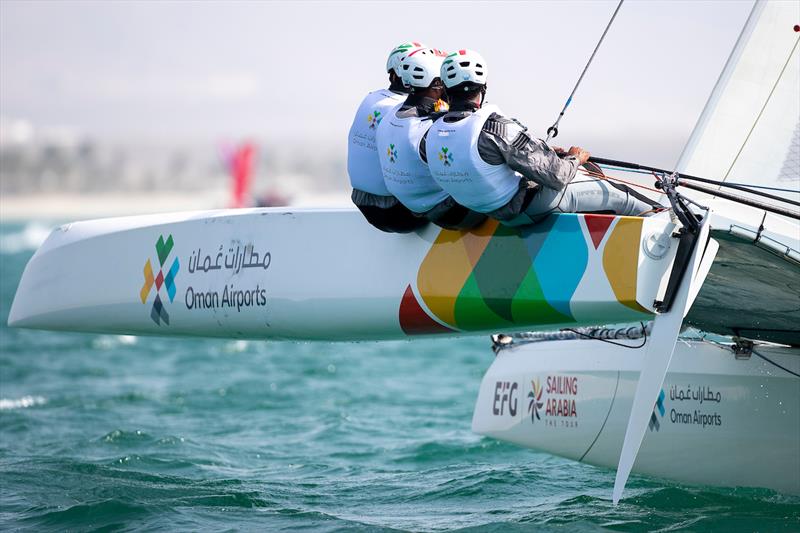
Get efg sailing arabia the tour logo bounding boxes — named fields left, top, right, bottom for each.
left=140, top=234, right=180, bottom=326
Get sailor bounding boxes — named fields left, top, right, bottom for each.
left=376, top=48, right=487, bottom=230
left=426, top=50, right=661, bottom=226
left=347, top=42, right=428, bottom=233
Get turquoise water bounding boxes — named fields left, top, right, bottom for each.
left=1, top=222, right=798, bottom=532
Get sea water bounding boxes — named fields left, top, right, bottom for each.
left=1, top=222, right=798, bottom=532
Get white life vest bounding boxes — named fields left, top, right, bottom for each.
left=376, top=110, right=449, bottom=213
left=347, top=89, right=406, bottom=196
left=426, top=104, right=520, bottom=213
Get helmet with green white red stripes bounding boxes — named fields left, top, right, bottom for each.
left=386, top=41, right=426, bottom=76
left=440, top=49, right=488, bottom=90
left=400, top=48, right=448, bottom=89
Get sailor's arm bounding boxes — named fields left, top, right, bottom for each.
left=479, top=114, right=583, bottom=191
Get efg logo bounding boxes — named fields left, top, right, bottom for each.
left=140, top=234, right=180, bottom=325
left=492, top=381, right=518, bottom=416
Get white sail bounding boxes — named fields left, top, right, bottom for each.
left=676, top=0, right=800, bottom=204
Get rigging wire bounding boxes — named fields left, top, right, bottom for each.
left=546, top=0, right=624, bottom=142
left=675, top=179, right=800, bottom=220
left=596, top=165, right=799, bottom=194
left=578, top=167, right=662, bottom=194
left=589, top=156, right=800, bottom=208
left=677, top=336, right=799, bottom=379
left=751, top=349, right=800, bottom=379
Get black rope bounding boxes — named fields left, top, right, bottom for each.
left=562, top=322, right=648, bottom=349
left=589, top=156, right=800, bottom=209
left=680, top=176, right=798, bottom=208
left=676, top=180, right=800, bottom=220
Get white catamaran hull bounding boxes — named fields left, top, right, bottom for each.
left=8, top=209, right=680, bottom=341
left=472, top=337, right=800, bottom=494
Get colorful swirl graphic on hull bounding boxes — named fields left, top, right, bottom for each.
left=399, top=214, right=652, bottom=335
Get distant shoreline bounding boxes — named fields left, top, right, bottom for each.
left=0, top=190, right=351, bottom=222
left=0, top=190, right=228, bottom=222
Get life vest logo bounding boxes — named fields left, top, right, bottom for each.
left=527, top=378, right=544, bottom=423
left=367, top=110, right=382, bottom=129
left=387, top=144, right=398, bottom=163
left=648, top=389, right=666, bottom=432
left=438, top=146, right=453, bottom=166
left=140, top=234, right=180, bottom=325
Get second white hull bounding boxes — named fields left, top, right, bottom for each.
left=472, top=337, right=800, bottom=495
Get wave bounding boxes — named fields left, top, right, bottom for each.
left=0, top=222, right=51, bottom=254
left=0, top=395, right=47, bottom=410
left=91, top=335, right=139, bottom=350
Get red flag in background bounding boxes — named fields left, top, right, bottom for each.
left=225, top=141, right=256, bottom=208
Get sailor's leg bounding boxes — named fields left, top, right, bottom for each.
left=525, top=179, right=657, bottom=219
left=425, top=197, right=488, bottom=230
left=518, top=185, right=566, bottom=222
left=604, top=180, right=664, bottom=212
left=352, top=189, right=428, bottom=233
left=361, top=203, right=427, bottom=233
left=561, top=179, right=657, bottom=215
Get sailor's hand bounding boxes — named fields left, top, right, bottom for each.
left=553, top=146, right=567, bottom=156
left=567, top=146, right=591, bottom=165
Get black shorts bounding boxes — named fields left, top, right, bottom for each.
left=356, top=203, right=428, bottom=234
left=425, top=197, right=487, bottom=230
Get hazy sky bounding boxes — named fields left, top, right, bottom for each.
left=0, top=0, right=756, bottom=167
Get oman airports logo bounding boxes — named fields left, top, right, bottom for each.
left=649, top=389, right=666, bottom=432
left=367, top=110, right=382, bottom=129
left=527, top=378, right=544, bottom=423
left=387, top=144, right=398, bottom=163
left=140, top=234, right=180, bottom=325
left=438, top=146, right=453, bottom=166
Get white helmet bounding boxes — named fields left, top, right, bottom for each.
left=440, top=49, right=488, bottom=90
left=400, top=48, right=448, bottom=89
left=386, top=41, right=426, bottom=76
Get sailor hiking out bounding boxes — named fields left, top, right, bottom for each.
left=348, top=42, right=429, bottom=233
left=376, top=48, right=487, bottom=230
left=426, top=50, right=661, bottom=225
